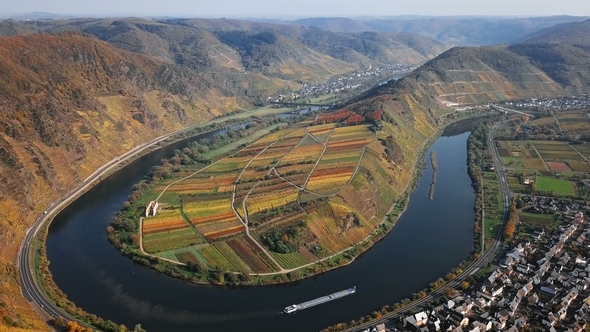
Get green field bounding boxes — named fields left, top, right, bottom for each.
left=507, top=176, right=528, bottom=192
left=501, top=157, right=525, bottom=169
left=497, top=141, right=547, bottom=171
left=535, top=177, right=574, bottom=195
left=271, top=252, right=309, bottom=269
left=518, top=212, right=555, bottom=226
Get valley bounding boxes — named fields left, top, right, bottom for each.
left=2, top=10, right=590, bottom=332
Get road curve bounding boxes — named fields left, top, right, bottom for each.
left=17, top=112, right=309, bottom=327
left=343, top=122, right=511, bottom=332
left=17, top=129, right=182, bottom=328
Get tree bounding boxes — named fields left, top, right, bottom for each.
left=460, top=281, right=470, bottom=290
left=444, top=287, right=458, bottom=298
left=67, top=321, right=84, bottom=332
left=503, top=202, right=518, bottom=239
left=187, top=261, right=206, bottom=274
left=52, top=316, right=66, bottom=328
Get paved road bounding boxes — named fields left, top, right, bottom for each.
left=492, top=105, right=532, bottom=117
left=17, top=130, right=180, bottom=329
left=345, top=123, right=511, bottom=332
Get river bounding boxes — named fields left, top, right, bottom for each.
left=46, top=130, right=475, bottom=332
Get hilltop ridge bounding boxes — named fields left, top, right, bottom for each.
left=0, top=18, right=448, bottom=87
left=4, top=13, right=590, bottom=331
left=291, top=15, right=589, bottom=45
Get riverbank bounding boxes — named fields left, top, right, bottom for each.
left=106, top=113, right=438, bottom=286
left=44, top=118, right=481, bottom=332
left=34, top=109, right=492, bottom=332
left=322, top=116, right=504, bottom=332
left=23, top=109, right=308, bottom=330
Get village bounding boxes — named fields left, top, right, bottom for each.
left=266, top=63, right=417, bottom=103
left=361, top=196, right=590, bottom=332
left=500, top=97, right=590, bottom=112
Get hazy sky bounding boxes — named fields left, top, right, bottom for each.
left=2, top=0, right=590, bottom=18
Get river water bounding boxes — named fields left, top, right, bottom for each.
left=46, top=130, right=474, bottom=332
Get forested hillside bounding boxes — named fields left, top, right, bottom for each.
left=0, top=32, right=240, bottom=330
left=0, top=18, right=448, bottom=88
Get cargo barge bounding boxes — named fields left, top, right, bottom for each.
left=283, top=286, right=356, bottom=313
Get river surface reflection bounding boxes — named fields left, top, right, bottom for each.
left=47, top=130, right=474, bottom=332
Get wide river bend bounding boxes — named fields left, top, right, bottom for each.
left=47, top=130, right=475, bottom=332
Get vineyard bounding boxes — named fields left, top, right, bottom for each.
left=143, top=228, right=205, bottom=252
left=138, top=119, right=391, bottom=273
left=143, top=209, right=191, bottom=235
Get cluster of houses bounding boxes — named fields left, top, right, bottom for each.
left=521, top=196, right=588, bottom=217
left=267, top=63, right=417, bottom=103
left=501, top=97, right=590, bottom=111
left=376, top=197, right=590, bottom=332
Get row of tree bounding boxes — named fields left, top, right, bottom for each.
left=503, top=203, right=518, bottom=239
left=466, top=123, right=489, bottom=254
left=50, top=317, right=145, bottom=332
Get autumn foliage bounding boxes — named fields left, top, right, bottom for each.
left=503, top=203, right=518, bottom=239
left=344, top=113, right=365, bottom=125
left=366, top=109, right=384, bottom=122
left=0, top=32, right=216, bottom=331
left=315, top=109, right=366, bottom=125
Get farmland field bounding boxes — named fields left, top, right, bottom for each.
left=529, top=117, right=556, bottom=126
left=137, top=118, right=392, bottom=273
left=572, top=144, right=590, bottom=159
left=547, top=162, right=571, bottom=172
left=557, top=116, right=590, bottom=132
left=271, top=252, right=310, bottom=269
left=535, top=177, right=574, bottom=196
left=497, top=141, right=546, bottom=170
left=530, top=141, right=590, bottom=173
left=143, top=228, right=205, bottom=252
left=566, top=160, right=590, bottom=172
left=518, top=212, right=555, bottom=226
left=143, top=209, right=191, bottom=234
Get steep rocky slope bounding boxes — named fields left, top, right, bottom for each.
left=0, top=32, right=240, bottom=330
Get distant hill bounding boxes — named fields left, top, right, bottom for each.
left=408, top=46, right=567, bottom=105
left=8, top=11, right=79, bottom=20
left=294, top=17, right=373, bottom=32
left=1, top=17, right=448, bottom=88
left=0, top=20, right=37, bottom=37
left=348, top=17, right=590, bottom=109
left=521, top=18, right=590, bottom=45
left=290, top=16, right=589, bottom=46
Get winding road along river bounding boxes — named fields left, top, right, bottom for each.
left=46, top=130, right=475, bottom=332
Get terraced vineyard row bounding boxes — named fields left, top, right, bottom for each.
left=139, top=121, right=386, bottom=273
